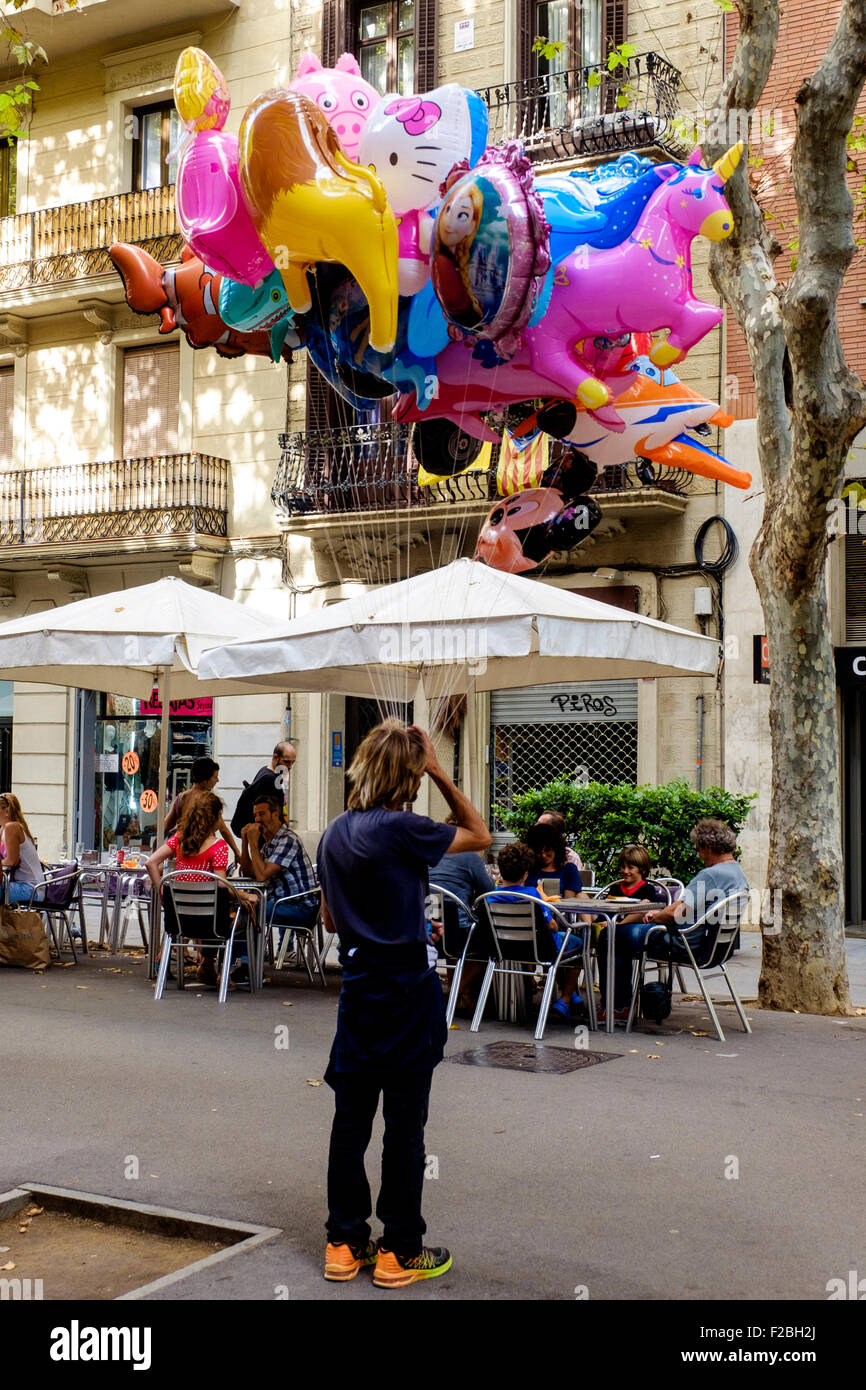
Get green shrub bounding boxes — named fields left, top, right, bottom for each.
left=493, top=779, right=757, bottom=885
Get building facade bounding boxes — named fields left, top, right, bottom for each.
left=0, top=0, right=774, bottom=898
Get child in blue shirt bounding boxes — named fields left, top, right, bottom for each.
left=491, top=842, right=584, bottom=1020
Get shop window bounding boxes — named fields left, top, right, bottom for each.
left=322, top=0, right=437, bottom=94
left=130, top=99, right=182, bottom=192
left=93, top=691, right=213, bottom=851
left=0, top=366, right=13, bottom=468
left=121, top=344, right=179, bottom=459
left=0, top=140, right=16, bottom=218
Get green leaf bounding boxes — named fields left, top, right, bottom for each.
left=616, top=92, right=630, bottom=109
left=587, top=71, right=601, bottom=88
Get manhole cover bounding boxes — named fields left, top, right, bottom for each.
left=446, top=1041, right=619, bottom=1073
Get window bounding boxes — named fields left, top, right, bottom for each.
left=0, top=141, right=16, bottom=218
left=517, top=0, right=626, bottom=82
left=358, top=0, right=415, bottom=95
left=121, top=345, right=179, bottom=458
left=322, top=0, right=437, bottom=95
left=131, top=100, right=182, bottom=192
left=0, top=366, right=13, bottom=467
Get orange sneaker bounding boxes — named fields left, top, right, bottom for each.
left=372, top=1245, right=452, bottom=1288
left=323, top=1240, right=377, bottom=1282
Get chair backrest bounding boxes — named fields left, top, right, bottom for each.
left=540, top=878, right=561, bottom=898
left=474, top=891, right=552, bottom=965
left=43, top=863, right=80, bottom=908
left=161, top=870, right=242, bottom=941
left=579, top=867, right=595, bottom=887
left=683, top=891, right=749, bottom=967
left=428, top=883, right=474, bottom=963
left=655, top=876, right=684, bottom=900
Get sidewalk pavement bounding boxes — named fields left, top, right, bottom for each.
left=2, top=932, right=865, bottom=1302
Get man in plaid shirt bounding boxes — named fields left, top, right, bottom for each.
left=240, top=790, right=318, bottom=931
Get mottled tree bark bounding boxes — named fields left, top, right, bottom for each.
left=705, top=0, right=866, bottom=1013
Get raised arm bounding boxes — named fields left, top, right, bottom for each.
left=409, top=727, right=491, bottom=855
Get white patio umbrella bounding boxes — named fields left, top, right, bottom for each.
left=0, top=576, right=282, bottom=841
left=199, top=557, right=720, bottom=698
left=199, top=558, right=720, bottom=800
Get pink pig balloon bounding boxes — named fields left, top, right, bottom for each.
left=288, top=52, right=379, bottom=161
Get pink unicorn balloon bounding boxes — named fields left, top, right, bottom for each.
left=289, top=53, right=379, bottom=161
left=522, top=143, right=743, bottom=412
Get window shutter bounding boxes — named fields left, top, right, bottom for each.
left=0, top=367, right=13, bottom=468
left=305, top=359, right=334, bottom=433
left=321, top=0, right=348, bottom=66
left=516, top=0, right=534, bottom=81
left=602, top=0, right=627, bottom=52
left=122, top=345, right=179, bottom=458
left=415, top=0, right=438, bottom=91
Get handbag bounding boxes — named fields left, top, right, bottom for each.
left=0, top=905, right=51, bottom=971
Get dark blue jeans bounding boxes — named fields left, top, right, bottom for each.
left=271, top=901, right=318, bottom=947
left=598, top=922, right=708, bottom=1008
left=326, top=1069, right=433, bottom=1257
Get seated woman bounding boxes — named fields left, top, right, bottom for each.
left=0, top=793, right=45, bottom=904
left=524, top=822, right=583, bottom=898
left=146, top=791, right=255, bottom=986
left=595, top=844, right=675, bottom=1023
left=492, top=841, right=584, bottom=1023
left=535, top=810, right=584, bottom=870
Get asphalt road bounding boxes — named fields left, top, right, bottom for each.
left=2, top=947, right=865, bottom=1304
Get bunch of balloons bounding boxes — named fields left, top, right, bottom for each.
left=110, top=46, right=751, bottom=575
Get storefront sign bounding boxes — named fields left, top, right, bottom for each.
left=121, top=750, right=140, bottom=775
left=139, top=789, right=158, bottom=814
left=95, top=753, right=118, bottom=773
left=331, top=731, right=344, bottom=768
left=753, top=635, right=769, bottom=685
left=140, top=691, right=213, bottom=717
left=835, top=646, right=866, bottom=686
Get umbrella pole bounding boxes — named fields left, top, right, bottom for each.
left=149, top=666, right=171, bottom=982
left=157, top=666, right=171, bottom=844
left=465, top=676, right=478, bottom=809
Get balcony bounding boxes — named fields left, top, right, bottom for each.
left=5, top=1, right=241, bottom=67
left=272, top=424, right=693, bottom=556
left=477, top=52, right=684, bottom=167
left=0, top=453, right=229, bottom=558
left=0, top=187, right=182, bottom=295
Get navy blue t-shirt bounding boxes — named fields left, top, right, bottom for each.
left=526, top=861, right=583, bottom=895
left=317, top=808, right=456, bottom=952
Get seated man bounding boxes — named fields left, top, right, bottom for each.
left=240, top=791, right=319, bottom=950
left=597, top=818, right=750, bottom=1023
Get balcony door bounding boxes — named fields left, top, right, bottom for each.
left=322, top=0, right=437, bottom=92
left=122, top=345, right=179, bottom=459
left=517, top=0, right=626, bottom=129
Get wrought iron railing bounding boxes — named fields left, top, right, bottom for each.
left=477, top=52, right=684, bottom=165
left=272, top=425, right=692, bottom=518
left=0, top=186, right=182, bottom=292
left=0, top=453, right=230, bottom=547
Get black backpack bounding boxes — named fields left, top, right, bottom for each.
left=230, top=768, right=279, bottom=835
left=640, top=978, right=673, bottom=1023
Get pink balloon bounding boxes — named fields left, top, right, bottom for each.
left=176, top=130, right=274, bottom=285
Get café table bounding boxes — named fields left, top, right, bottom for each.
left=225, top=875, right=269, bottom=990
left=553, top=897, right=662, bottom=1034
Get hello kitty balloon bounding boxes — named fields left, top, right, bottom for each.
left=359, top=83, right=489, bottom=296
left=288, top=53, right=379, bottom=161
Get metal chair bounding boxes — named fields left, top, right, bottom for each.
left=470, top=891, right=595, bottom=1040
left=270, top=887, right=326, bottom=987
left=427, top=883, right=479, bottom=1028
left=156, top=870, right=257, bottom=1004
left=21, top=865, right=81, bottom=963
left=626, top=891, right=751, bottom=1042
